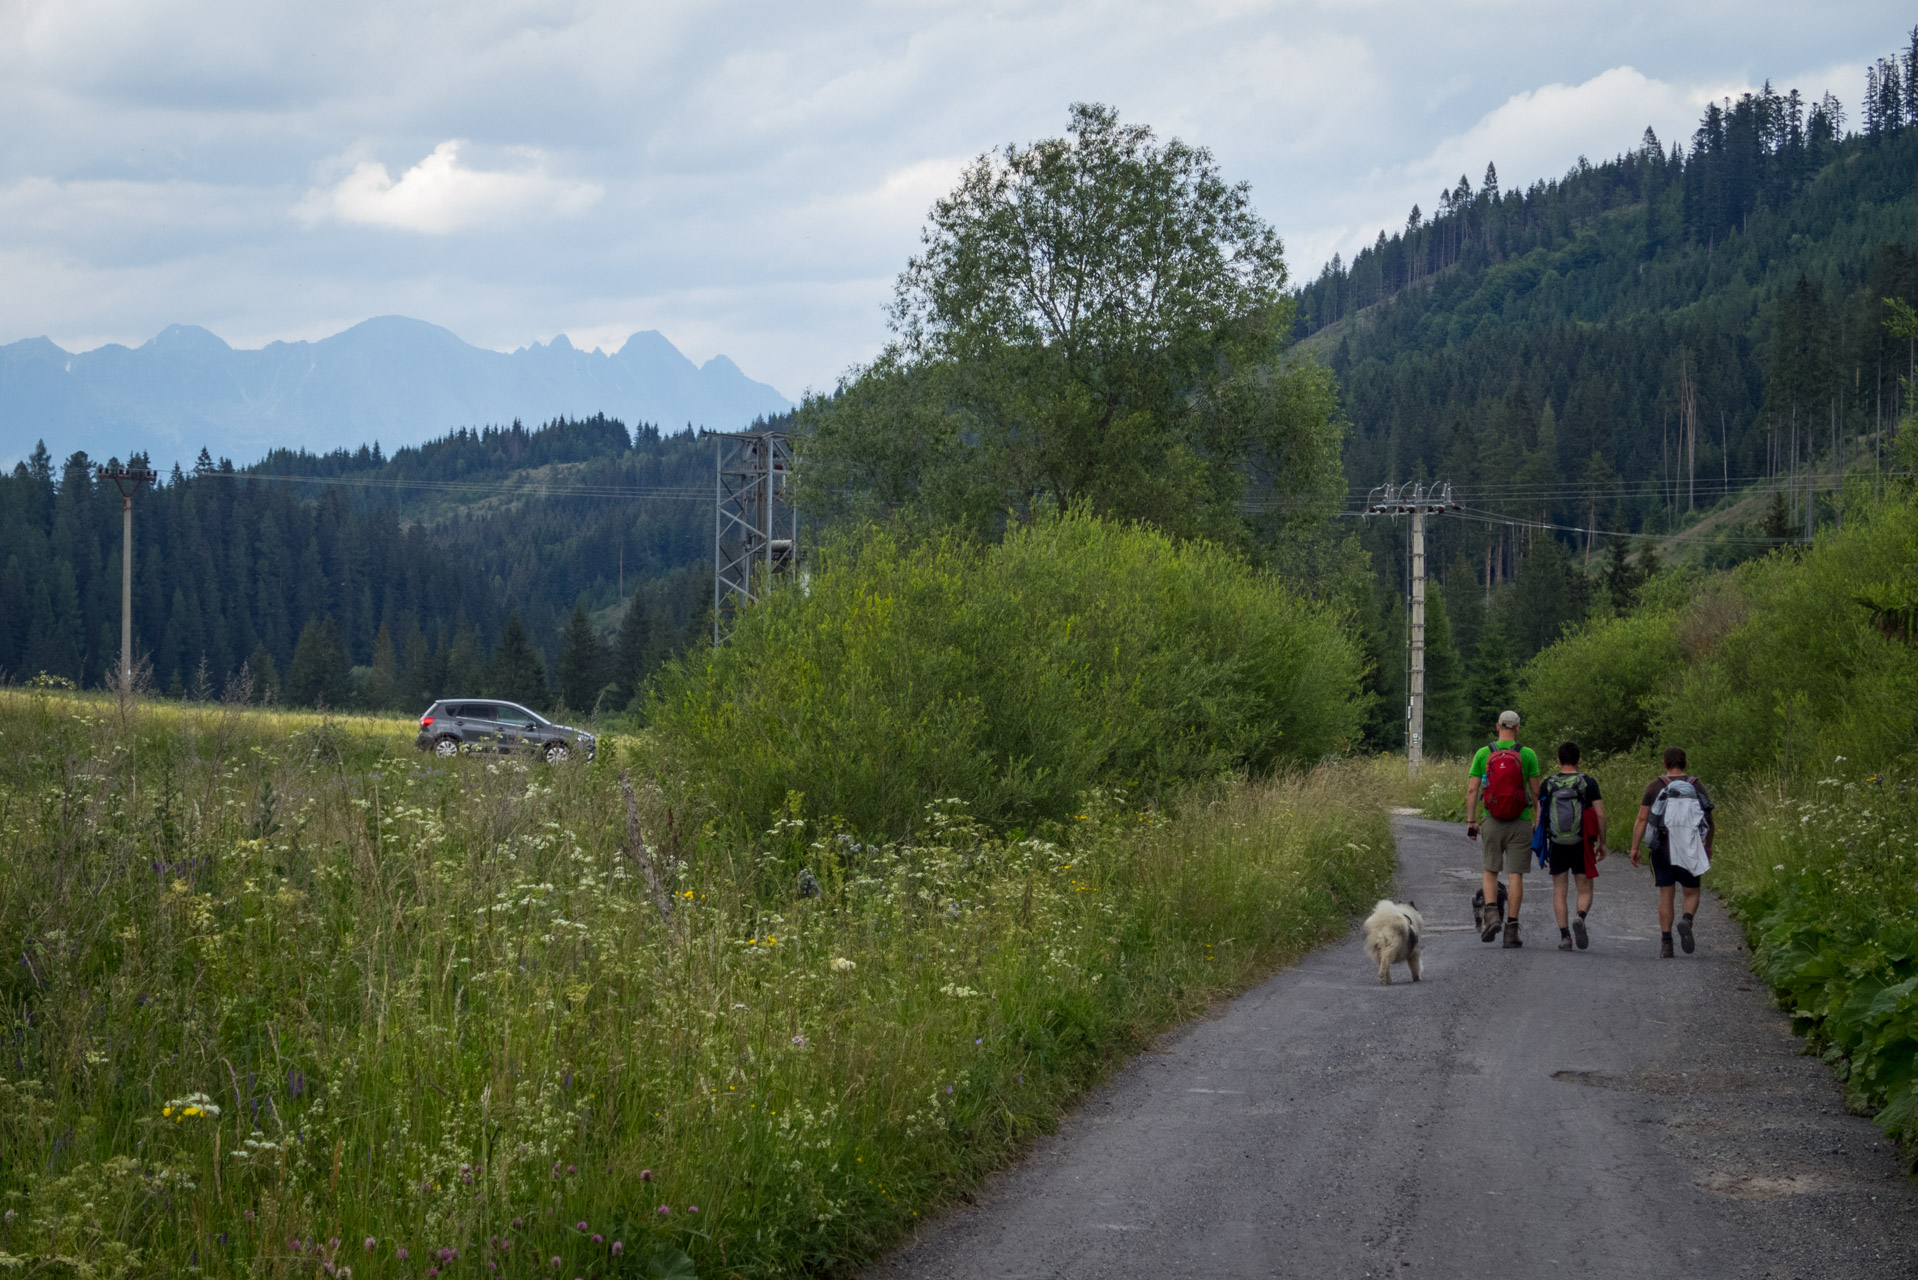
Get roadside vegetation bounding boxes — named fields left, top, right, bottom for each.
left=1514, top=490, right=1918, bottom=1157
left=0, top=688, right=1392, bottom=1278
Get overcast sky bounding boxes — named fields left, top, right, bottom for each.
left=2, top=0, right=1910, bottom=398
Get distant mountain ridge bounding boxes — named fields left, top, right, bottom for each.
left=0, top=316, right=793, bottom=468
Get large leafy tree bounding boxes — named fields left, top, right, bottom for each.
left=799, top=103, right=1343, bottom=543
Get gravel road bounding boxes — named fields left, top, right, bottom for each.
left=866, top=814, right=1918, bottom=1279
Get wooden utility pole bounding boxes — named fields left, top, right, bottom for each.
left=97, top=463, right=157, bottom=707
left=1364, top=482, right=1459, bottom=779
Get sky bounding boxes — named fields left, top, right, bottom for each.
left=1, top=0, right=1911, bottom=400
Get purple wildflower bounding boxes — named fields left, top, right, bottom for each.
left=687, top=1205, right=699, bottom=1214
left=639, top=1168, right=654, bottom=1182
left=575, top=1221, right=588, bottom=1232
left=612, top=1241, right=624, bottom=1256
left=364, top=1237, right=376, bottom=1252
left=592, top=1234, right=603, bottom=1245
left=656, top=1205, right=671, bottom=1216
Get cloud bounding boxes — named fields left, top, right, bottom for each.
left=300, top=141, right=601, bottom=234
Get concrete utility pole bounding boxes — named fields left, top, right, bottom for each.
left=97, top=463, right=158, bottom=707
left=1364, top=482, right=1460, bottom=780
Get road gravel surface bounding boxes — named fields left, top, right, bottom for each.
left=867, top=814, right=1918, bottom=1279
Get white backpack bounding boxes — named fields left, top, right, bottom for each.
left=1652, top=778, right=1711, bottom=875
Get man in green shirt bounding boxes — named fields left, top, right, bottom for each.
left=1466, top=710, right=1542, bottom=947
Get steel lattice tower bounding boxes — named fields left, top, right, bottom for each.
left=712, top=430, right=797, bottom=643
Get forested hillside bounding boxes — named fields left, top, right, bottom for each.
left=1325, top=28, right=1918, bottom=752
left=0, top=413, right=734, bottom=711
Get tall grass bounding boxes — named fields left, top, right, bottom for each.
left=0, top=690, right=1392, bottom=1278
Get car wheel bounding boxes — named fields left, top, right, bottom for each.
left=544, top=742, right=571, bottom=764
left=434, top=736, right=461, bottom=758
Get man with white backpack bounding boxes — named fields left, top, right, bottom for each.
left=1630, top=746, right=1715, bottom=959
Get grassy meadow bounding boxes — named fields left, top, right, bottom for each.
left=0, top=689, right=1398, bottom=1278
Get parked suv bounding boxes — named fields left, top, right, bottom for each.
left=415, top=700, right=597, bottom=762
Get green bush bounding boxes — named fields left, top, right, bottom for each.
left=649, top=510, right=1363, bottom=835
left=1517, top=609, right=1682, bottom=755
left=1655, top=497, right=1918, bottom=780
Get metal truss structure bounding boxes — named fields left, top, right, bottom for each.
left=712, top=430, right=797, bottom=644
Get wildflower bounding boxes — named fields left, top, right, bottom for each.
left=575, top=1222, right=588, bottom=1232
left=1775, top=864, right=1786, bottom=871
left=656, top=1205, right=672, bottom=1216
left=687, top=1204, right=699, bottom=1214
left=397, top=1248, right=409, bottom=1260
left=567, top=1163, right=577, bottom=1174
left=364, top=1237, right=375, bottom=1252
left=946, top=1085, right=954, bottom=1094
left=831, top=957, right=856, bottom=972
left=512, top=1218, right=524, bottom=1229
left=639, top=1169, right=654, bottom=1182
left=592, top=1234, right=603, bottom=1244
left=975, top=1038, right=982, bottom=1045
left=551, top=1258, right=562, bottom=1270
left=612, top=1242, right=624, bottom=1255
left=791, top=1033, right=808, bottom=1047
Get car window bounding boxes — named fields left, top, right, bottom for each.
left=456, top=703, right=496, bottom=720
left=495, top=706, right=536, bottom=728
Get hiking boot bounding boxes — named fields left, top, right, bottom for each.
left=1503, top=919, right=1522, bottom=948
left=1573, top=918, right=1589, bottom=950
left=1479, top=906, right=1502, bottom=943
left=1558, top=935, right=1573, bottom=951
left=1678, top=919, right=1696, bottom=954
left=1660, top=937, right=1675, bottom=959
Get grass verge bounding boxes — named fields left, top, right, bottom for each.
left=0, top=691, right=1393, bottom=1278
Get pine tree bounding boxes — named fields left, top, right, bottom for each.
left=611, top=593, right=653, bottom=709
left=1423, top=580, right=1468, bottom=757
left=246, top=643, right=280, bottom=703
left=364, top=622, right=398, bottom=709
left=286, top=616, right=351, bottom=708
left=555, top=604, right=608, bottom=714
left=488, top=614, right=549, bottom=711
left=1602, top=538, right=1642, bottom=613
left=1467, top=618, right=1517, bottom=737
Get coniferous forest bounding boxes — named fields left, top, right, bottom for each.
left=0, top=414, right=736, bottom=713
left=5, top=29, right=1918, bottom=729
left=1313, top=30, right=1918, bottom=753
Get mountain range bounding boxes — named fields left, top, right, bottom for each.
left=0, top=316, right=793, bottom=468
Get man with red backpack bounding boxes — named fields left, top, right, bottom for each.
left=1466, top=710, right=1542, bottom=948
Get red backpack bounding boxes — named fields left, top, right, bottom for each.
left=1483, top=745, right=1527, bottom=821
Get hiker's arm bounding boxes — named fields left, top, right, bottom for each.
left=1592, top=798, right=1608, bottom=838
left=1630, top=804, right=1650, bottom=865
left=1465, top=777, right=1482, bottom=828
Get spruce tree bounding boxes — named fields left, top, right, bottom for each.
left=286, top=616, right=350, bottom=708
left=556, top=604, right=608, bottom=714
left=1467, top=619, right=1517, bottom=739
left=611, top=593, right=653, bottom=709
left=246, top=643, right=280, bottom=703
left=365, top=622, right=398, bottom=709
left=488, top=614, right=549, bottom=711
left=1423, top=581, right=1467, bottom=757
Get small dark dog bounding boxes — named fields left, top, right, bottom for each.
left=1472, top=881, right=1509, bottom=942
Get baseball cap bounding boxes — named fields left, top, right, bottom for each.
left=1497, top=710, right=1522, bottom=728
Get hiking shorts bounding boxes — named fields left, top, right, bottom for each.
left=1548, top=842, right=1590, bottom=878
left=1480, top=815, right=1532, bottom=874
left=1650, top=847, right=1701, bottom=889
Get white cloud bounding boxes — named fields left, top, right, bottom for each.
left=299, top=141, right=601, bottom=234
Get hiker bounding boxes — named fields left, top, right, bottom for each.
left=1630, top=746, right=1715, bottom=958
left=1539, top=740, right=1606, bottom=951
left=1465, top=710, right=1541, bottom=947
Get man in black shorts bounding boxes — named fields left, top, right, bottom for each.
left=1539, top=741, right=1605, bottom=951
left=1630, top=745, right=1715, bottom=959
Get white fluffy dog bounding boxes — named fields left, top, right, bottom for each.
left=1363, top=899, right=1424, bottom=985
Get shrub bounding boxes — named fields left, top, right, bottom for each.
left=1656, top=497, right=1918, bottom=780
left=1517, top=609, right=1682, bottom=755
left=649, top=510, right=1362, bottom=835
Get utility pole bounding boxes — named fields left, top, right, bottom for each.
left=1364, top=482, right=1459, bottom=779
left=97, top=462, right=158, bottom=708
left=709, top=429, right=797, bottom=644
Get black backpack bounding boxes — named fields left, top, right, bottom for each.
left=1538, top=774, right=1587, bottom=845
